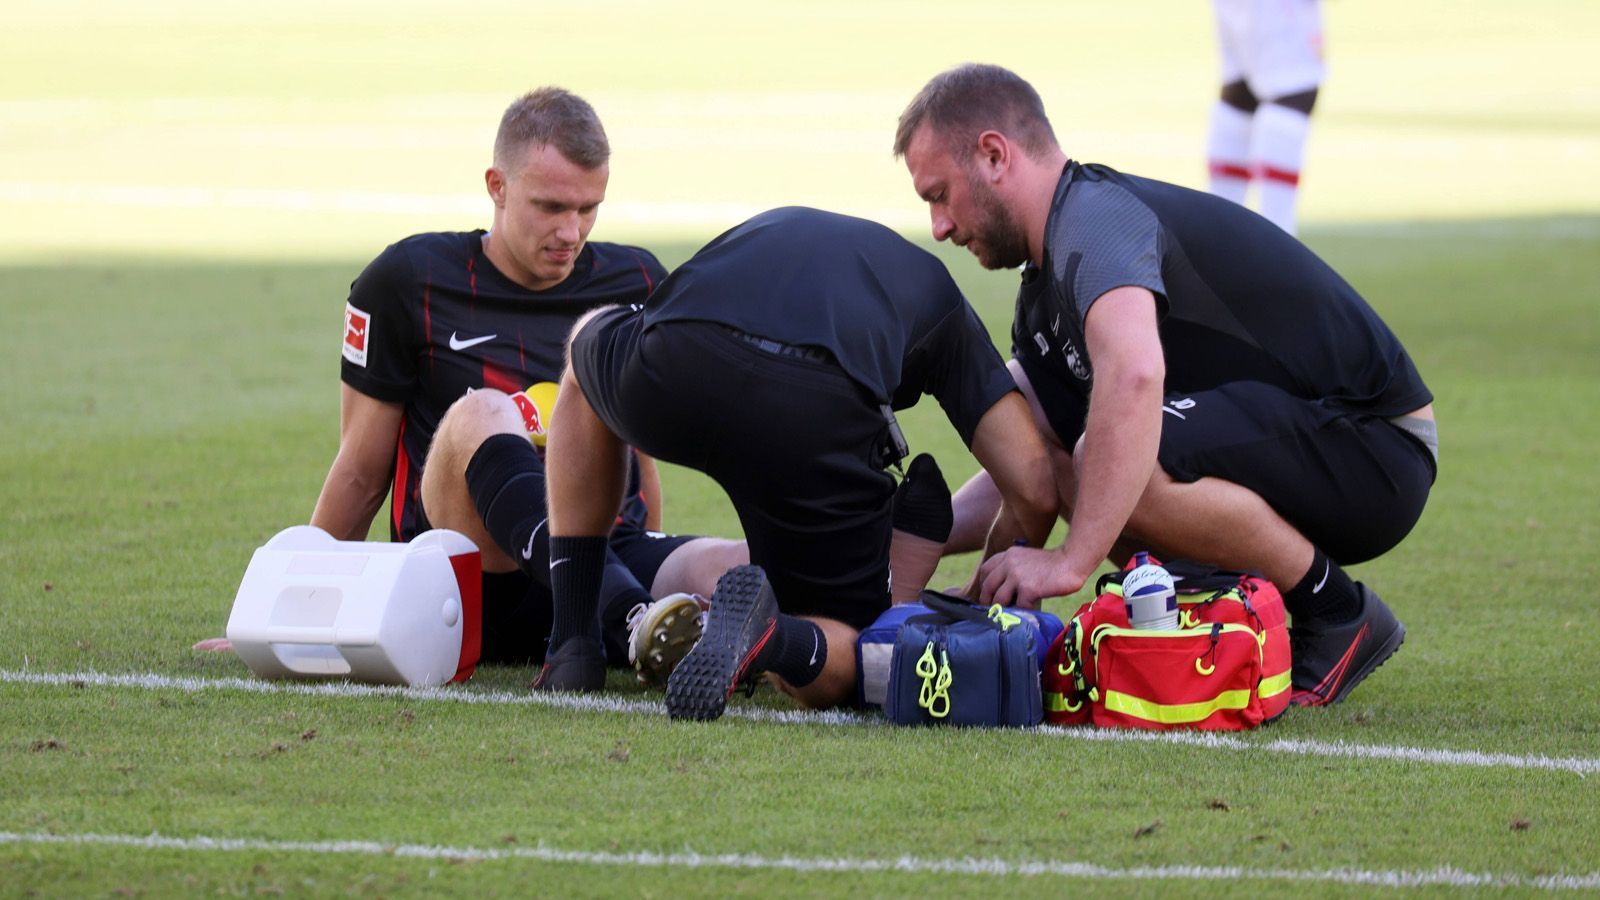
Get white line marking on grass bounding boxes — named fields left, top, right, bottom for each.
left=1032, top=726, right=1600, bottom=776
left=0, top=669, right=871, bottom=728
left=1, top=831, right=1596, bottom=890
left=6, top=669, right=1600, bottom=775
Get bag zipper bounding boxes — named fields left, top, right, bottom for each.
left=1090, top=621, right=1262, bottom=689
left=1177, top=584, right=1266, bottom=634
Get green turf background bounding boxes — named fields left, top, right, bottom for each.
left=3, top=0, right=1599, bottom=894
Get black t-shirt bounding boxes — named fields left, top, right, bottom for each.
left=1013, top=162, right=1433, bottom=443
left=340, top=230, right=667, bottom=540
left=641, top=206, right=1016, bottom=445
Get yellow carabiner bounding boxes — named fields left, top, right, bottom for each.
left=988, top=604, right=1022, bottom=630
left=1058, top=658, right=1076, bottom=677
left=927, top=649, right=953, bottom=718
left=1064, top=696, right=1082, bottom=713
left=916, top=641, right=938, bottom=710
left=1180, top=609, right=1201, bottom=629
left=1195, top=657, right=1216, bottom=676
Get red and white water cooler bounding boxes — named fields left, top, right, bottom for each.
left=226, top=525, right=482, bottom=686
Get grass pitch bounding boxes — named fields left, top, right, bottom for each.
left=4, top=220, right=1599, bottom=894
left=3, top=0, right=1600, bottom=894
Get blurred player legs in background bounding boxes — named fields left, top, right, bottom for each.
left=1207, top=0, right=1324, bottom=235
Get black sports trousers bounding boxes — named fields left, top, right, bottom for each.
left=572, top=307, right=896, bottom=631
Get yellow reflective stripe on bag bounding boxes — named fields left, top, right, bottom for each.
left=1259, top=668, right=1292, bottom=699
left=1101, top=687, right=1255, bottom=724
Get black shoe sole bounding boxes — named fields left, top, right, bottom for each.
left=664, top=566, right=776, bottom=721
left=1293, top=620, right=1405, bottom=707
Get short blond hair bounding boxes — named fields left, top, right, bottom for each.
left=494, top=87, right=610, bottom=171
left=895, top=64, right=1057, bottom=162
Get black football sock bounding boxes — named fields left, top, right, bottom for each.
left=597, top=561, right=655, bottom=666
left=465, top=433, right=551, bottom=584
left=1283, top=547, right=1362, bottom=626
left=750, top=614, right=827, bottom=688
left=892, top=453, right=954, bottom=542
left=548, top=535, right=607, bottom=648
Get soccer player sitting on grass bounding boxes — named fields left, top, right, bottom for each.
left=532, top=206, right=1058, bottom=718
left=897, top=64, right=1438, bottom=706
left=304, top=87, right=746, bottom=673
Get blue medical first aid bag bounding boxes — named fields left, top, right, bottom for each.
left=856, top=598, right=1061, bottom=709
left=881, top=592, right=1047, bottom=727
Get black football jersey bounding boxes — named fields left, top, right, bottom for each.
left=640, top=207, right=1016, bottom=446
left=339, top=230, right=667, bottom=540
left=1012, top=161, right=1432, bottom=443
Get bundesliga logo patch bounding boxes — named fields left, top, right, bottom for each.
left=343, top=303, right=370, bottom=367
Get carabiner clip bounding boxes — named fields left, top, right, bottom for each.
left=916, top=641, right=939, bottom=710
left=927, top=649, right=953, bottom=718
left=987, top=604, right=1022, bottom=630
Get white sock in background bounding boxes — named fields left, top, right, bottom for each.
left=1250, top=102, right=1312, bottom=236
left=1207, top=100, right=1254, bottom=206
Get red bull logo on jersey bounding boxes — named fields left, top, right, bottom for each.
left=511, top=392, right=544, bottom=439
left=342, top=303, right=370, bottom=367
left=513, top=382, right=560, bottom=448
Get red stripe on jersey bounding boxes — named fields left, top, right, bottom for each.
left=1259, top=165, right=1301, bottom=186
left=422, top=285, right=434, bottom=371
left=391, top=417, right=410, bottom=537
left=635, top=255, right=655, bottom=292
left=1209, top=161, right=1252, bottom=181
left=466, top=255, right=477, bottom=296
left=482, top=359, right=522, bottom=395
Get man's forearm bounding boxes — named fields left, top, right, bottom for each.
left=1058, top=381, right=1161, bottom=578
left=310, top=457, right=390, bottom=541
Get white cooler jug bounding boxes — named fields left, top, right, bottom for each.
left=226, top=525, right=481, bottom=686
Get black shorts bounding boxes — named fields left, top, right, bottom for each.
left=572, top=307, right=895, bottom=632
left=478, top=527, right=698, bottom=665
left=1155, top=381, right=1436, bottom=565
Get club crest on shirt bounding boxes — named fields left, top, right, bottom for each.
left=342, top=302, right=370, bottom=367
left=1061, top=334, right=1090, bottom=380
left=1033, top=330, right=1091, bottom=382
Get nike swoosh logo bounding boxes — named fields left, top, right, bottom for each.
left=808, top=632, right=820, bottom=666
left=448, top=331, right=496, bottom=351
left=521, top=519, right=547, bottom=561
left=1307, top=622, right=1370, bottom=699
left=1312, top=561, right=1331, bottom=593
